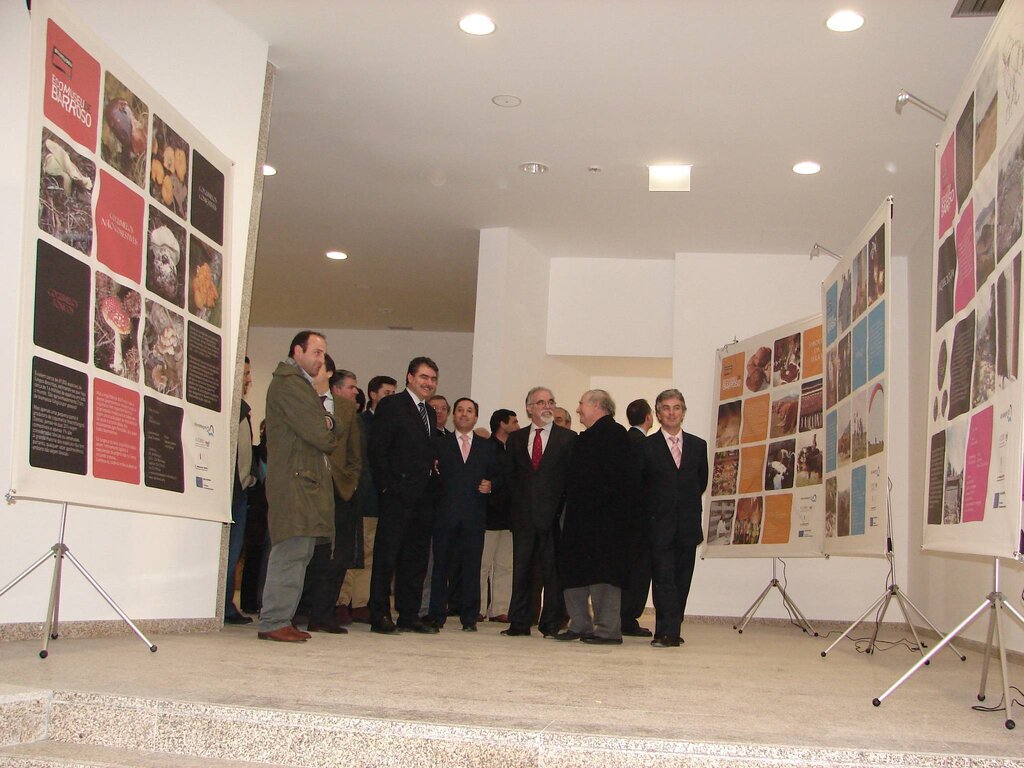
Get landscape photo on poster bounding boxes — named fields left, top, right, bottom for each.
left=12, top=3, right=233, bottom=523
left=706, top=315, right=825, bottom=557
left=821, top=203, right=889, bottom=556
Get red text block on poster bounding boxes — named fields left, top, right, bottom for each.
left=955, top=200, right=976, bottom=315
left=92, top=377, right=140, bottom=484
left=962, top=405, right=994, bottom=523
left=43, top=19, right=100, bottom=153
left=96, top=170, right=143, bottom=283
left=938, top=135, right=956, bottom=238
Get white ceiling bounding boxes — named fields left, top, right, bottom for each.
left=212, top=1, right=994, bottom=332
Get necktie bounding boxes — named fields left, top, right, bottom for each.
left=669, top=435, right=682, bottom=469
left=460, top=433, right=470, bottom=462
left=418, top=402, right=430, bottom=435
left=531, top=428, right=543, bottom=470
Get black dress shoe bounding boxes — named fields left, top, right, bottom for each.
left=552, top=630, right=583, bottom=641
left=621, top=625, right=653, bottom=637
left=307, top=620, right=348, bottom=634
left=370, top=617, right=398, bottom=635
left=501, top=626, right=531, bottom=636
left=397, top=620, right=440, bottom=634
left=462, top=624, right=478, bottom=632
left=224, top=614, right=253, bottom=625
left=581, top=635, right=623, bottom=645
left=651, top=635, right=681, bottom=648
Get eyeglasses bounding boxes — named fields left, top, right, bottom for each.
left=529, top=399, right=556, bottom=408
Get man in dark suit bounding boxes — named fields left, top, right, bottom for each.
left=621, top=398, right=654, bottom=637
left=480, top=408, right=518, bottom=623
left=367, top=357, right=441, bottom=635
left=502, top=386, right=576, bottom=637
left=557, top=390, right=630, bottom=645
left=638, top=389, right=709, bottom=648
left=425, top=397, right=498, bottom=631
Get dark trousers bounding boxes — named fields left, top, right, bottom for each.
left=428, top=525, right=485, bottom=627
left=296, top=542, right=347, bottom=625
left=368, top=492, right=432, bottom=625
left=508, top=525, right=564, bottom=633
left=225, top=489, right=247, bottom=618
left=620, top=526, right=652, bottom=629
left=651, top=540, right=697, bottom=638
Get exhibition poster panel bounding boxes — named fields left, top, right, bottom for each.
left=704, top=314, right=825, bottom=558
left=923, top=0, right=1024, bottom=559
left=822, top=200, right=891, bottom=558
left=12, top=0, right=232, bottom=523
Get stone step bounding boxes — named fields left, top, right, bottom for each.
left=0, top=741, right=294, bottom=768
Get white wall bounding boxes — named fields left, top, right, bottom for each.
left=0, top=1, right=268, bottom=623
left=244, top=326, right=474, bottom=432
left=548, top=258, right=674, bottom=358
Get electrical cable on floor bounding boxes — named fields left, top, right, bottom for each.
left=777, top=557, right=802, bottom=631
left=972, top=686, right=1024, bottom=714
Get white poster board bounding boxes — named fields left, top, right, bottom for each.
left=924, top=0, right=1024, bottom=560
left=10, top=0, right=232, bottom=523
left=703, top=314, right=825, bottom=558
left=822, top=199, right=891, bottom=557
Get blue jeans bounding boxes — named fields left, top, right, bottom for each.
left=225, top=489, right=248, bottom=618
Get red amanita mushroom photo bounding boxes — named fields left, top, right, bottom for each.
left=100, top=294, right=132, bottom=374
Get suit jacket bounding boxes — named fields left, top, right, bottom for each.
left=369, top=390, right=439, bottom=506
left=356, top=408, right=378, bottom=517
left=505, top=422, right=576, bottom=531
left=434, top=432, right=499, bottom=530
left=560, top=414, right=629, bottom=588
left=485, top=436, right=511, bottom=530
left=327, top=397, right=361, bottom=501
left=639, top=430, right=709, bottom=547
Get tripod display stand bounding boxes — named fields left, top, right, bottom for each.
left=821, top=488, right=965, bottom=662
left=872, top=558, right=1024, bottom=730
left=733, top=557, right=818, bottom=636
left=0, top=502, right=157, bottom=658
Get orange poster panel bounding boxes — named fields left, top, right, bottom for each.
left=761, top=494, right=793, bottom=545
left=720, top=351, right=744, bottom=400
left=803, top=325, right=823, bottom=378
left=738, top=444, right=767, bottom=494
left=740, top=393, right=770, bottom=444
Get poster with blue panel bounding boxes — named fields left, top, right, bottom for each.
left=822, top=199, right=891, bottom=557
left=925, top=0, right=1024, bottom=560
left=10, top=0, right=232, bottom=523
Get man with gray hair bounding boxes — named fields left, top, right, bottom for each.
left=555, top=389, right=630, bottom=644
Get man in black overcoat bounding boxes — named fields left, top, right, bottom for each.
left=557, top=389, right=630, bottom=644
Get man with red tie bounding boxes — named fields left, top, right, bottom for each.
left=638, top=389, right=709, bottom=648
left=502, top=387, right=576, bottom=637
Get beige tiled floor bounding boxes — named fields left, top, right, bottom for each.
left=0, top=618, right=1021, bottom=760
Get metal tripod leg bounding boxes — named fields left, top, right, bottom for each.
left=976, top=597, right=1024, bottom=730
left=734, top=580, right=774, bottom=633
left=40, top=543, right=66, bottom=657
left=821, top=587, right=889, bottom=657
left=890, top=589, right=925, bottom=658
left=0, top=547, right=57, bottom=600
left=866, top=589, right=895, bottom=652
left=777, top=583, right=818, bottom=636
left=893, top=586, right=966, bottom=661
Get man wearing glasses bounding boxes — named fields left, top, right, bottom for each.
left=502, top=387, right=576, bottom=637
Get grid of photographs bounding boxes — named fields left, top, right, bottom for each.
left=822, top=204, right=889, bottom=557
left=924, top=14, right=1024, bottom=559
left=705, top=316, right=825, bottom=557
left=16, top=8, right=230, bottom=523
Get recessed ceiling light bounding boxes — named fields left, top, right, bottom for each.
left=826, top=10, right=864, bottom=32
left=326, top=250, right=348, bottom=260
left=793, top=161, right=821, bottom=175
left=648, top=164, right=691, bottom=192
left=262, top=164, right=277, bottom=176
left=492, top=94, right=521, bottom=108
left=459, top=14, right=495, bottom=35
left=520, top=162, right=549, bottom=174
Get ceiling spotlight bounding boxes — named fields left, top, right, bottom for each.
left=326, top=250, right=348, bottom=261
left=810, top=243, right=842, bottom=261
left=648, top=164, right=691, bottom=192
left=492, top=95, right=521, bottom=108
left=793, top=161, right=821, bottom=175
left=826, top=10, right=864, bottom=32
left=262, top=164, right=277, bottom=176
left=520, top=162, right=549, bottom=174
left=459, top=14, right=495, bottom=35
left=895, top=89, right=948, bottom=121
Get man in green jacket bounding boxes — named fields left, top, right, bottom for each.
left=257, top=330, right=343, bottom=642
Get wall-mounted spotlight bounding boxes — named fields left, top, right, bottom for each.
left=895, top=89, right=948, bottom=122
left=810, top=243, right=842, bottom=261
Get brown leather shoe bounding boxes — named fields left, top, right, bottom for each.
left=334, top=604, right=353, bottom=625
left=350, top=606, right=371, bottom=624
left=258, top=626, right=307, bottom=643
left=489, top=614, right=509, bottom=623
